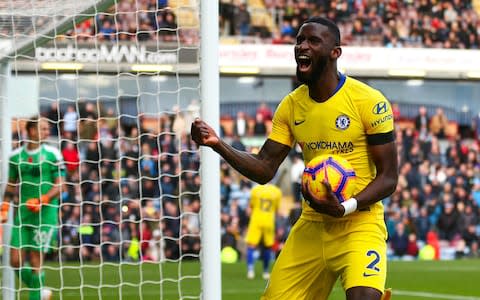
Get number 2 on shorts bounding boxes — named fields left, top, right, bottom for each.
left=366, top=250, right=380, bottom=272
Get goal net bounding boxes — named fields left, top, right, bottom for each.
left=0, top=0, right=219, bottom=299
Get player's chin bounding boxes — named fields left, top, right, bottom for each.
left=296, top=68, right=313, bottom=83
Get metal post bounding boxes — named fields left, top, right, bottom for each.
left=199, top=1, right=221, bottom=299
left=1, top=62, right=14, bottom=300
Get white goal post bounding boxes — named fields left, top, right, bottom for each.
left=0, top=0, right=220, bottom=299
left=199, top=2, right=221, bottom=300
left=0, top=62, right=14, bottom=300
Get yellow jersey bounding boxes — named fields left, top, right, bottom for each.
left=249, top=184, right=282, bottom=227
left=268, top=75, right=394, bottom=222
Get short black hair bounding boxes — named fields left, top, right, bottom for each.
left=25, top=116, right=40, bottom=132
left=303, top=17, right=341, bottom=46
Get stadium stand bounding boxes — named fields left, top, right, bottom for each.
left=62, top=0, right=479, bottom=49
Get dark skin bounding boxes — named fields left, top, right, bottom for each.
left=191, top=22, right=398, bottom=300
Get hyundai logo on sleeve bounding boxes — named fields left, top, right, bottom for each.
left=372, top=101, right=388, bottom=115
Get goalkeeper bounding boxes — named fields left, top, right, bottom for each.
left=1, top=116, right=65, bottom=300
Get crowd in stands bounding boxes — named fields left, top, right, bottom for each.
left=258, top=0, right=480, bottom=49
left=24, top=100, right=201, bottom=262
left=58, top=0, right=480, bottom=50
left=66, top=0, right=182, bottom=43
left=387, top=104, right=480, bottom=259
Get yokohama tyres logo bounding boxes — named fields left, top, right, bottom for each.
left=35, top=45, right=177, bottom=64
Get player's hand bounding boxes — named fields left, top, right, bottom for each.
left=0, top=212, right=7, bottom=223
left=302, top=180, right=344, bottom=218
left=26, top=198, right=41, bottom=213
left=191, top=118, right=220, bottom=147
left=40, top=194, right=50, bottom=205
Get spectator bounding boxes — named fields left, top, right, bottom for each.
left=414, top=105, right=430, bottom=132
left=406, top=233, right=420, bottom=258
left=99, top=19, right=115, bottom=41
left=233, top=111, right=248, bottom=137
left=390, top=222, right=409, bottom=258
left=457, top=204, right=478, bottom=234
left=62, top=141, right=80, bottom=174
left=252, top=112, right=267, bottom=136
left=280, top=19, right=294, bottom=38
left=220, top=0, right=236, bottom=35
left=290, top=154, right=304, bottom=205
left=414, top=206, right=431, bottom=242
left=437, top=202, right=459, bottom=241
left=429, top=107, right=449, bottom=139
left=63, top=105, right=78, bottom=136
left=256, top=102, right=273, bottom=121
left=46, top=102, right=60, bottom=136
left=462, top=224, right=479, bottom=257
left=351, top=19, right=366, bottom=37
left=234, top=3, right=250, bottom=36
left=140, top=221, right=153, bottom=256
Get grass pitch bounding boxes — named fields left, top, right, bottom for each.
left=3, top=259, right=480, bottom=299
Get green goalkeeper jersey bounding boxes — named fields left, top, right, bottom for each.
left=8, top=144, right=65, bottom=225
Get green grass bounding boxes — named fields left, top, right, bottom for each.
left=3, top=259, right=480, bottom=299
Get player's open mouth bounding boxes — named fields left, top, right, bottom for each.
left=297, top=55, right=312, bottom=72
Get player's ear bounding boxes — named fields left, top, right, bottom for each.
left=331, top=46, right=342, bottom=60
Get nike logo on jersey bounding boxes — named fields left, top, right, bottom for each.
left=363, top=272, right=378, bottom=277
left=294, top=120, right=305, bottom=126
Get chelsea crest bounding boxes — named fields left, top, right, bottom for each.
left=335, top=115, right=350, bottom=130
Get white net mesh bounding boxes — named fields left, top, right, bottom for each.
left=0, top=0, right=118, bottom=61
left=1, top=0, right=203, bottom=299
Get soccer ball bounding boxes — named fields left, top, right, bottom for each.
left=302, top=154, right=356, bottom=202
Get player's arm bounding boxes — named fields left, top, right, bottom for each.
left=41, top=176, right=64, bottom=204
left=3, top=179, right=17, bottom=201
left=346, top=96, right=398, bottom=215
left=1, top=156, right=18, bottom=221
left=1, top=179, right=17, bottom=222
left=304, top=138, right=398, bottom=218
left=191, top=118, right=291, bottom=184
left=354, top=139, right=398, bottom=209
left=41, top=148, right=66, bottom=205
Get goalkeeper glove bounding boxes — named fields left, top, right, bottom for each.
left=1, top=202, right=9, bottom=223
left=26, top=198, right=41, bottom=213
left=26, top=195, right=50, bottom=213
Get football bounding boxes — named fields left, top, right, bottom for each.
left=302, top=154, right=356, bottom=202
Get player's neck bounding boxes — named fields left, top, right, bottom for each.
left=26, top=141, right=41, bottom=151
left=308, top=70, right=341, bottom=103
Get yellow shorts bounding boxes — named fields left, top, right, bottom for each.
left=245, top=221, right=275, bottom=247
left=261, top=217, right=387, bottom=300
